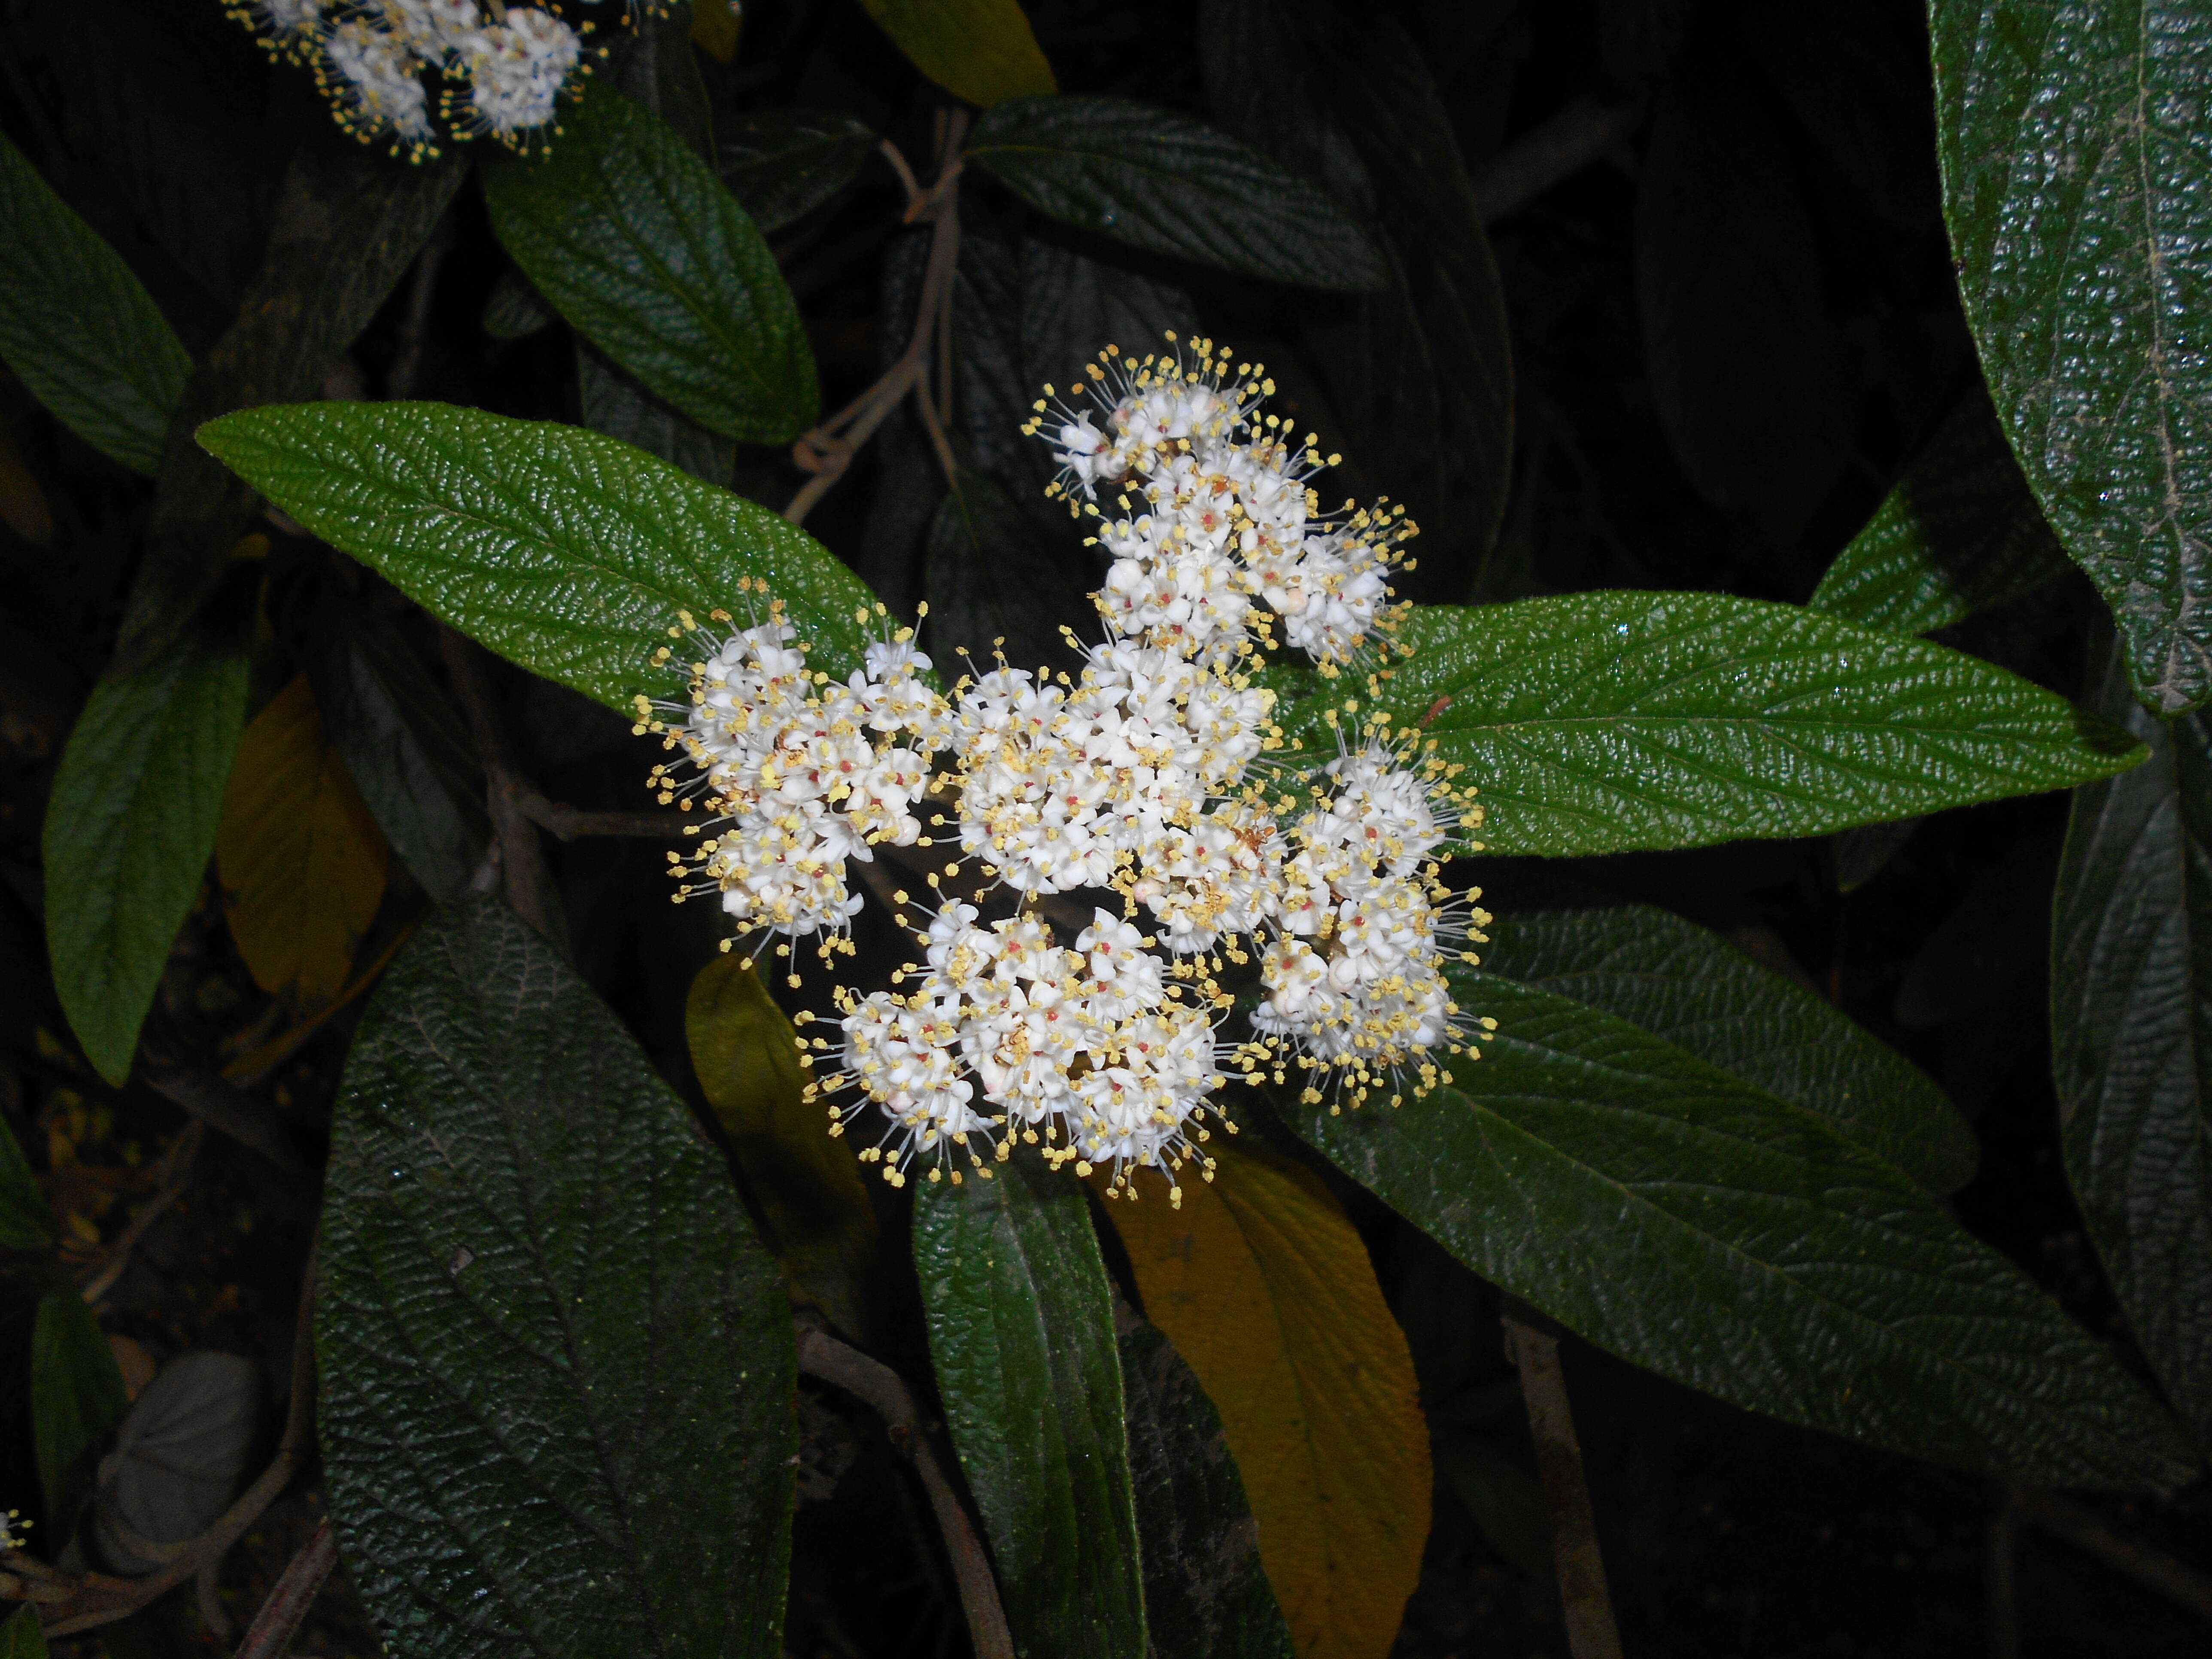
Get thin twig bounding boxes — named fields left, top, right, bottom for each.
left=76, top=1122, right=204, bottom=1304
left=878, top=139, right=923, bottom=210
left=231, top=1520, right=337, bottom=1659
left=1468, top=98, right=1644, bottom=223
left=1502, top=1302, right=1622, bottom=1659
left=438, top=629, right=566, bottom=947
left=513, top=787, right=696, bottom=841
left=794, top=1326, right=1014, bottom=1659
left=2013, top=1487, right=2212, bottom=1621
left=9, top=1241, right=322, bottom=1634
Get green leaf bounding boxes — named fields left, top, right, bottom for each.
left=858, top=0, right=1057, bottom=108
left=114, top=141, right=465, bottom=675
left=44, top=624, right=249, bottom=1084
left=318, top=898, right=796, bottom=1659
left=720, top=109, right=879, bottom=234
left=1480, top=905, right=1978, bottom=1193
left=33, top=1288, right=129, bottom=1518
left=913, top=1157, right=1145, bottom=1659
left=1279, top=973, right=2197, bottom=1490
left=484, top=89, right=817, bottom=446
left=1809, top=387, right=2075, bottom=636
left=2, top=1604, right=49, bottom=1659
left=1364, top=594, right=2144, bottom=859
left=0, top=130, right=190, bottom=476
left=483, top=269, right=556, bottom=340
left=1932, top=0, right=2212, bottom=713
left=2052, top=630, right=2212, bottom=1449
left=197, top=401, right=887, bottom=712
left=1119, top=1319, right=1296, bottom=1659
left=0, top=1116, right=52, bottom=1254
left=964, top=97, right=1386, bottom=292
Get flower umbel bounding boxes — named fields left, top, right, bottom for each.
left=647, top=337, right=1492, bottom=1201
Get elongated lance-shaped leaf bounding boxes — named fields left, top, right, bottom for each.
left=1480, top=906, right=1978, bottom=1193
left=2, top=1604, right=48, bottom=1659
left=33, top=1288, right=129, bottom=1519
left=485, top=89, right=816, bottom=446
left=2053, top=630, right=2212, bottom=1449
left=913, top=1157, right=1146, bottom=1659
left=198, top=401, right=888, bottom=711
left=1349, top=594, right=2144, bottom=859
left=1808, top=385, right=2075, bottom=637
left=965, top=97, right=1386, bottom=292
left=45, top=621, right=249, bottom=1084
left=859, top=0, right=1057, bottom=108
left=1932, top=0, right=2212, bottom=712
left=318, top=899, right=796, bottom=1659
left=720, top=110, right=879, bottom=235
left=1279, top=972, right=2198, bottom=1490
left=0, top=131, right=189, bottom=476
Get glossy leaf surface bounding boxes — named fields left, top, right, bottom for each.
left=319, top=899, right=796, bottom=1659
left=198, top=401, right=884, bottom=710
left=485, top=89, right=817, bottom=444
left=913, top=1158, right=1145, bottom=1659
left=1103, top=1146, right=1429, bottom=1659
left=44, top=626, right=248, bottom=1083
left=720, top=109, right=879, bottom=234
left=2053, top=633, right=2212, bottom=1447
left=1282, top=973, right=2197, bottom=1489
left=966, top=97, right=1386, bottom=292
left=1480, top=906, right=1977, bottom=1192
left=0, top=130, right=189, bottom=475
left=1809, top=387, right=2073, bottom=636
left=1363, top=595, right=2143, bottom=858
left=1932, top=0, right=2212, bottom=711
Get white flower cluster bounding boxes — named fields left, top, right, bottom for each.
left=643, top=340, right=1492, bottom=1202
left=226, top=0, right=632, bottom=155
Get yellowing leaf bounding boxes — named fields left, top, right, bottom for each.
left=690, top=0, right=741, bottom=62
left=687, top=951, right=880, bottom=1337
left=859, top=0, right=1056, bottom=108
left=217, top=675, right=389, bottom=1006
left=1100, top=1144, right=1430, bottom=1659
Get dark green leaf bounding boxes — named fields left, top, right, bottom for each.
left=1280, top=973, right=2197, bottom=1489
left=114, top=135, right=466, bottom=674
left=33, top=1288, right=129, bottom=1518
left=294, top=595, right=488, bottom=905
left=0, top=1116, right=53, bottom=1254
left=1932, top=0, right=2212, bottom=713
left=2052, top=630, right=2212, bottom=1448
left=857, top=0, right=1057, bottom=108
left=319, top=898, right=796, bottom=1659
left=483, top=270, right=556, bottom=340
left=1364, top=595, right=2144, bottom=858
left=720, top=109, right=879, bottom=234
left=964, top=97, right=1386, bottom=292
left=198, top=401, right=887, bottom=712
left=1119, top=1319, right=1295, bottom=1659
left=484, top=89, right=817, bottom=445
left=2, top=1604, right=47, bottom=1659
left=924, top=467, right=1091, bottom=675
left=1480, top=905, right=1978, bottom=1193
left=913, top=1157, right=1145, bottom=1659
left=1809, top=386, right=2075, bottom=636
left=0, top=130, right=191, bottom=475
left=44, top=625, right=248, bottom=1084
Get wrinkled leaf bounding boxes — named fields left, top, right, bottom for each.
left=924, top=466, right=1090, bottom=676
left=485, top=89, right=817, bottom=445
left=688, top=953, right=880, bottom=1339
left=33, top=1288, right=129, bottom=1518
left=720, top=109, right=879, bottom=234
left=1282, top=972, right=2197, bottom=1489
left=1102, top=1145, right=1429, bottom=1659
left=2052, top=630, right=2212, bottom=1447
left=1120, top=1318, right=1296, bottom=1659
left=1480, top=905, right=1978, bottom=1192
left=295, top=596, right=487, bottom=906
left=1932, top=0, right=2212, bottom=712
left=859, top=0, right=1057, bottom=107
left=93, top=1352, right=261, bottom=1575
left=1809, top=386, right=2075, bottom=636
left=1362, top=595, right=2143, bottom=859
left=913, top=1156, right=1145, bottom=1659
left=319, top=898, right=796, bottom=1659
left=965, top=97, right=1385, bottom=292
left=482, top=269, right=556, bottom=340
left=198, top=401, right=887, bottom=711
left=115, top=141, right=465, bottom=673
left=0, top=129, right=190, bottom=475
left=45, top=623, right=249, bottom=1084
left=217, top=675, right=389, bottom=1007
